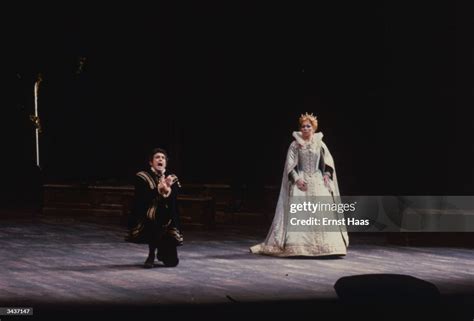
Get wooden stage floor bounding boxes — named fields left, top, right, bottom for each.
left=0, top=214, right=472, bottom=320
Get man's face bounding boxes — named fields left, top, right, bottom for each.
left=150, top=152, right=167, bottom=173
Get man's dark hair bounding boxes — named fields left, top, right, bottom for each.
left=149, top=148, right=169, bottom=162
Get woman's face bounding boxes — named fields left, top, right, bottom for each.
left=300, top=120, right=314, bottom=138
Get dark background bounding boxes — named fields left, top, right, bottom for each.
left=2, top=3, right=473, bottom=199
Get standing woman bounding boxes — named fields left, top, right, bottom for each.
left=251, top=113, right=349, bottom=257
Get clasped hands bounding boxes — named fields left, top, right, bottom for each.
left=296, top=174, right=331, bottom=192
left=158, top=174, right=178, bottom=197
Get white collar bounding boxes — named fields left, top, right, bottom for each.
left=292, top=131, right=323, bottom=146
left=150, top=167, right=165, bottom=176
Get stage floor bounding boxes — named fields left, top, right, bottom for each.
left=0, top=215, right=473, bottom=320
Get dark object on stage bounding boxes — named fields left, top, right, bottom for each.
left=334, top=274, right=440, bottom=304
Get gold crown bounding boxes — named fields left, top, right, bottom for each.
left=299, top=112, right=318, bottom=123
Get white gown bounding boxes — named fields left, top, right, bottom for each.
left=250, top=131, right=349, bottom=257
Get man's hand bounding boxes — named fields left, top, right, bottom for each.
left=158, top=176, right=171, bottom=197
left=165, top=174, right=178, bottom=187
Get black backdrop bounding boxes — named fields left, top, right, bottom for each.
left=2, top=3, right=473, bottom=197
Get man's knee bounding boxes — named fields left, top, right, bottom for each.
left=159, top=240, right=179, bottom=267
left=162, top=256, right=179, bottom=267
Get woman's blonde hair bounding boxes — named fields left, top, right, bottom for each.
left=299, top=112, right=318, bottom=132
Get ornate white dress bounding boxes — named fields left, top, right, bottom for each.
left=250, top=131, right=349, bottom=257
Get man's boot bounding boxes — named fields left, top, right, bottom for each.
left=144, top=245, right=156, bottom=268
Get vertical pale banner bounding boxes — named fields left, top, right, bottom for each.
left=33, top=73, right=42, bottom=168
